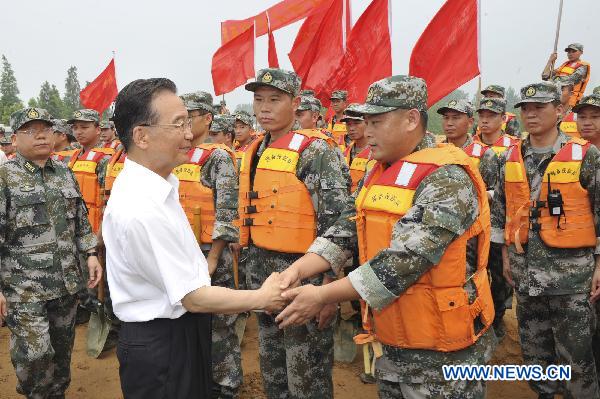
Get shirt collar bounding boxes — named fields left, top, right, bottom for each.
left=16, top=152, right=55, bottom=174
left=522, top=130, right=569, bottom=158
left=413, top=131, right=437, bottom=153
left=442, top=134, right=473, bottom=149
left=123, top=158, right=179, bottom=204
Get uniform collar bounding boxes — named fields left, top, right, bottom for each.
left=442, top=134, right=473, bottom=149
left=521, top=130, right=569, bottom=158
left=413, top=131, right=437, bottom=153
left=16, top=152, right=55, bottom=174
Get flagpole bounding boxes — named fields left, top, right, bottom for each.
left=476, top=0, right=482, bottom=106
left=551, top=0, right=564, bottom=76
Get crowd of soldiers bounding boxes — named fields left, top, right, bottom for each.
left=0, top=40, right=599, bottom=399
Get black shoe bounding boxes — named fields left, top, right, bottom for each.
left=75, top=307, right=90, bottom=325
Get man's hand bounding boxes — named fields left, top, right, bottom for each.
left=207, top=256, right=218, bottom=276
left=229, top=243, right=242, bottom=259
left=501, top=245, right=515, bottom=288
left=316, top=303, right=337, bottom=330
left=276, top=284, right=325, bottom=328
left=549, top=52, right=558, bottom=63
left=87, top=256, right=103, bottom=289
left=279, top=263, right=301, bottom=291
left=257, top=272, right=287, bottom=313
left=0, top=292, right=7, bottom=327
left=590, top=259, right=600, bottom=303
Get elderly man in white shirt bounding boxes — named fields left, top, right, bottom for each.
left=103, top=78, right=285, bottom=399
left=0, top=149, right=7, bottom=165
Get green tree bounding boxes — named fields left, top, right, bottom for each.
left=0, top=55, right=24, bottom=124
left=426, top=89, right=470, bottom=135
left=505, top=86, right=520, bottom=115
left=28, top=98, right=38, bottom=108
left=37, top=81, right=67, bottom=118
left=63, top=66, right=81, bottom=116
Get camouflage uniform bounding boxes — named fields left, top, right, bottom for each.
left=492, top=82, right=600, bottom=398
left=245, top=69, right=351, bottom=399
left=181, top=92, right=242, bottom=399
left=548, top=43, right=589, bottom=87
left=305, top=76, right=496, bottom=398
left=0, top=108, right=97, bottom=399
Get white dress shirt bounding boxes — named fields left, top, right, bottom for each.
left=0, top=150, right=7, bottom=165
left=103, top=158, right=211, bottom=322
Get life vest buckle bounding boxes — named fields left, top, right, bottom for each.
left=247, top=191, right=259, bottom=199
left=242, top=218, right=254, bottom=226
left=529, top=208, right=541, bottom=219
left=530, top=222, right=541, bottom=232
left=245, top=205, right=257, bottom=214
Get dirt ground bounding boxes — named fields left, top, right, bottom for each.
left=0, top=306, right=538, bottom=399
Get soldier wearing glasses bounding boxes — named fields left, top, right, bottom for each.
left=0, top=107, right=102, bottom=398
left=175, top=91, right=241, bottom=399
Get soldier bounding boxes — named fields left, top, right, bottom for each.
left=177, top=91, right=241, bottom=399
left=209, top=115, right=235, bottom=149
left=233, top=110, right=255, bottom=168
left=341, top=105, right=373, bottom=193
left=480, top=85, right=522, bottom=138
left=474, top=97, right=519, bottom=156
left=493, top=82, right=600, bottom=398
left=51, top=119, right=78, bottom=162
left=99, top=120, right=123, bottom=151
left=275, top=75, right=496, bottom=398
left=575, top=92, right=600, bottom=147
left=0, top=107, right=102, bottom=398
left=543, top=43, right=591, bottom=109
left=239, top=68, right=351, bottom=398
left=295, top=95, right=321, bottom=130
left=327, top=90, right=350, bottom=150
left=1, top=128, right=16, bottom=159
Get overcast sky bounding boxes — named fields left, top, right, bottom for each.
left=2, top=0, right=599, bottom=110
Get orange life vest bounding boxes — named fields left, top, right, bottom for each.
left=173, top=144, right=236, bottom=244
left=474, top=133, right=519, bottom=156
left=504, top=137, right=596, bottom=251
left=343, top=143, right=375, bottom=193
left=104, top=139, right=122, bottom=150
left=556, top=60, right=591, bottom=107
left=68, top=148, right=108, bottom=233
left=234, top=139, right=255, bottom=171
left=463, top=141, right=491, bottom=169
left=237, top=130, right=335, bottom=253
left=327, top=119, right=348, bottom=151
left=354, top=145, right=494, bottom=352
left=560, top=112, right=580, bottom=138
left=104, top=149, right=126, bottom=200
left=51, top=148, right=78, bottom=162
left=502, top=112, right=517, bottom=132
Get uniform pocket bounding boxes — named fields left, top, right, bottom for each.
left=61, top=187, right=80, bottom=219
left=14, top=193, right=49, bottom=228
left=18, top=252, right=54, bottom=269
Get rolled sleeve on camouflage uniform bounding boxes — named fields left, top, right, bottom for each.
left=348, top=165, right=479, bottom=311
left=200, top=148, right=239, bottom=243
left=307, top=237, right=349, bottom=275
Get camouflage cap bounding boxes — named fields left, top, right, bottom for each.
left=565, top=43, right=583, bottom=52
left=245, top=68, right=301, bottom=96
left=210, top=114, right=234, bottom=133
left=330, top=90, right=348, bottom=101
left=477, top=97, right=506, bottom=114
left=67, top=108, right=100, bottom=124
left=515, top=82, right=561, bottom=108
left=100, top=120, right=115, bottom=129
left=573, top=94, right=600, bottom=113
left=341, top=104, right=365, bottom=122
left=52, top=119, right=74, bottom=137
left=593, top=86, right=600, bottom=95
left=181, top=91, right=214, bottom=114
left=437, top=99, right=474, bottom=117
left=350, top=75, right=428, bottom=115
left=10, top=107, right=53, bottom=131
left=300, top=89, right=315, bottom=96
left=298, top=95, right=321, bottom=112
left=234, top=110, right=253, bottom=127
left=481, top=84, right=505, bottom=97
left=0, top=130, right=12, bottom=144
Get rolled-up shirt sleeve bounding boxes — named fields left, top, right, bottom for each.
left=124, top=216, right=209, bottom=306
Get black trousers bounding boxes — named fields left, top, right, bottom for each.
left=117, top=312, right=212, bottom=399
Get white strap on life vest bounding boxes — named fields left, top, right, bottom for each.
left=395, top=162, right=417, bottom=186
left=191, top=148, right=204, bottom=163
left=472, top=143, right=482, bottom=157
left=572, top=144, right=583, bottom=161
left=288, top=133, right=305, bottom=151
left=86, top=151, right=97, bottom=161
left=502, top=137, right=511, bottom=147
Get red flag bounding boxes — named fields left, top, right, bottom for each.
left=221, top=0, right=325, bottom=44
left=409, top=0, right=479, bottom=106
left=288, top=0, right=345, bottom=104
left=80, top=58, right=118, bottom=115
left=324, top=0, right=392, bottom=105
left=267, top=13, right=280, bottom=68
left=211, top=24, right=255, bottom=96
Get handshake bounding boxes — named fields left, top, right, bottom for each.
left=254, top=266, right=337, bottom=329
